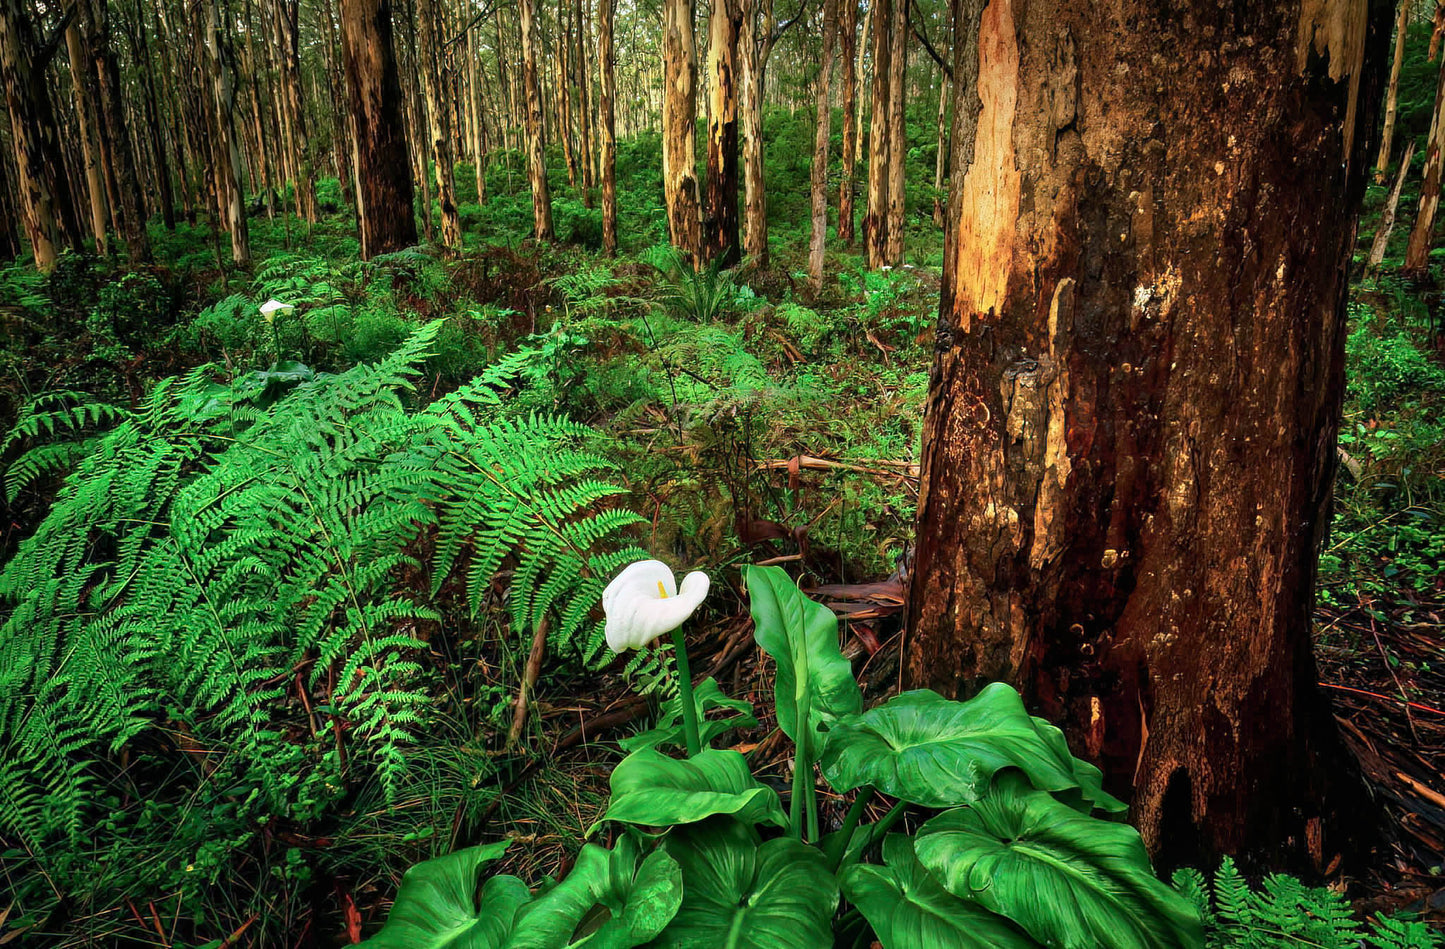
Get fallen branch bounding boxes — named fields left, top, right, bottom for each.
left=508, top=616, right=551, bottom=747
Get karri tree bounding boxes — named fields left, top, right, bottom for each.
left=908, top=0, right=1390, bottom=869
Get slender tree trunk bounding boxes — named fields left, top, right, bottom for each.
left=200, top=0, right=248, bottom=263
left=63, top=12, right=108, bottom=253
left=339, top=0, right=418, bottom=258
left=909, top=0, right=1388, bottom=870
left=862, top=0, right=891, bottom=267
left=1369, top=139, right=1415, bottom=269
left=418, top=0, right=462, bottom=250
left=1405, top=48, right=1445, bottom=274
left=277, top=0, right=317, bottom=221
left=599, top=0, right=619, bottom=253
left=0, top=0, right=81, bottom=270
left=85, top=0, right=151, bottom=261
left=838, top=0, right=859, bottom=245
left=663, top=0, right=701, bottom=259
left=518, top=0, right=556, bottom=237
left=576, top=0, right=595, bottom=204
left=807, top=0, right=839, bottom=289
left=932, top=68, right=949, bottom=227
left=883, top=0, right=906, bottom=264
left=704, top=0, right=743, bottom=265
left=1374, top=0, right=1412, bottom=182
left=127, top=0, right=176, bottom=231
left=739, top=0, right=775, bottom=265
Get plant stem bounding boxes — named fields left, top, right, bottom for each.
left=671, top=626, right=701, bottom=757
left=790, top=725, right=808, bottom=840
left=825, top=786, right=875, bottom=871
left=862, top=799, right=908, bottom=850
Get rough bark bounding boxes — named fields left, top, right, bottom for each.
left=85, top=0, right=151, bottom=262
left=838, top=0, right=859, bottom=245
left=862, top=0, right=891, bottom=267
left=599, top=0, right=619, bottom=253
left=418, top=0, right=462, bottom=251
left=1373, top=0, right=1411, bottom=182
left=340, top=0, right=418, bottom=258
left=276, top=0, right=317, bottom=221
left=883, top=0, right=906, bottom=264
left=1369, top=139, right=1414, bottom=269
left=908, top=0, right=1388, bottom=870
left=704, top=0, right=744, bottom=266
left=518, top=0, right=555, bottom=238
left=663, top=0, right=701, bottom=260
left=739, top=0, right=773, bottom=264
left=0, top=0, right=81, bottom=270
left=0, top=149, right=20, bottom=260
left=932, top=69, right=949, bottom=227
left=1405, top=46, right=1445, bottom=273
left=64, top=11, right=108, bottom=253
left=201, top=0, right=249, bottom=263
left=807, top=0, right=840, bottom=289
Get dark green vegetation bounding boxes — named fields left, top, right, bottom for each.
left=0, top=101, right=1441, bottom=947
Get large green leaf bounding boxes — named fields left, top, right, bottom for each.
left=1030, top=713, right=1127, bottom=814
left=743, top=565, right=861, bottom=742
left=506, top=837, right=682, bottom=948
left=360, top=842, right=532, bottom=949
left=598, top=748, right=788, bottom=831
left=819, top=685, right=1120, bottom=811
left=652, top=818, right=840, bottom=948
left=619, top=677, right=758, bottom=754
left=842, top=835, right=1040, bottom=949
left=914, top=773, right=1204, bottom=949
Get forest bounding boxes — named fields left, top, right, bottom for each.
left=0, top=0, right=1443, bottom=945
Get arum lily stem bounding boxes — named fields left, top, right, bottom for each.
left=671, top=626, right=702, bottom=756
left=861, top=798, right=908, bottom=852
left=826, top=786, right=875, bottom=871
left=790, top=723, right=811, bottom=840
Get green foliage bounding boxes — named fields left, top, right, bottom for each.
left=0, top=389, right=127, bottom=501
left=0, top=323, right=644, bottom=936
left=1172, top=859, right=1440, bottom=948
left=363, top=571, right=1200, bottom=949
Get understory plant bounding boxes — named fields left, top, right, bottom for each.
left=360, top=566, right=1204, bottom=948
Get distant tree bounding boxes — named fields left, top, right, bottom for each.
left=1405, top=26, right=1445, bottom=274
left=837, top=0, right=860, bottom=245
left=200, top=0, right=249, bottom=263
left=862, top=0, right=890, bottom=267
left=662, top=0, right=700, bottom=259
left=517, top=0, right=555, bottom=239
left=807, top=0, right=839, bottom=289
left=339, top=0, right=418, bottom=258
left=417, top=0, right=462, bottom=252
left=599, top=0, right=619, bottom=253
left=1373, top=0, right=1411, bottom=182
left=909, top=0, right=1389, bottom=870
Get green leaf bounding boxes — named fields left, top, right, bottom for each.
left=598, top=748, right=788, bottom=831
left=819, top=685, right=1121, bottom=811
left=505, top=837, right=682, bottom=948
left=653, top=818, right=840, bottom=948
left=360, top=842, right=531, bottom=949
left=743, top=565, right=861, bottom=742
left=842, top=835, right=1040, bottom=949
left=1030, top=714, right=1128, bottom=814
left=619, top=678, right=758, bottom=753
left=914, top=773, right=1204, bottom=949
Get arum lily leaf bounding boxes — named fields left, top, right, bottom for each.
left=653, top=818, right=839, bottom=949
left=819, top=685, right=1116, bottom=810
left=619, top=678, right=757, bottom=753
left=1031, top=714, right=1127, bottom=814
left=506, top=837, right=681, bottom=948
left=914, top=773, right=1204, bottom=949
left=360, top=842, right=531, bottom=948
left=842, top=835, right=1040, bottom=949
left=599, top=748, right=787, bottom=831
left=743, top=565, right=861, bottom=742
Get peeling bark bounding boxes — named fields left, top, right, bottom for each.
left=862, top=0, right=890, bottom=267
left=1373, top=0, right=1411, bottom=182
left=599, top=0, right=619, bottom=253
left=518, top=0, right=555, bottom=239
left=663, top=0, right=701, bottom=259
left=838, top=0, right=859, bottom=245
left=909, top=0, right=1389, bottom=870
left=704, top=0, right=743, bottom=266
left=807, top=0, right=839, bottom=289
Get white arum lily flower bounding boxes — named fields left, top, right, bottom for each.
left=602, top=559, right=709, bottom=652
left=259, top=298, right=295, bottom=323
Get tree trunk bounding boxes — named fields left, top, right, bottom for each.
left=932, top=68, right=949, bottom=227
left=64, top=12, right=109, bottom=254
left=908, top=0, right=1388, bottom=871
left=807, top=0, right=839, bottom=289
left=838, top=0, right=859, bottom=245
left=85, top=0, right=151, bottom=262
left=704, top=0, right=743, bottom=266
left=883, top=0, right=906, bottom=264
left=340, top=0, right=418, bottom=258
left=576, top=0, right=596, bottom=205
left=0, top=148, right=21, bottom=261
left=126, top=0, right=176, bottom=232
left=518, top=0, right=556, bottom=238
left=1405, top=48, right=1445, bottom=274
left=1373, top=0, right=1411, bottom=182
left=663, top=0, right=701, bottom=260
left=599, top=0, right=619, bottom=253
left=200, top=0, right=249, bottom=263
left=418, top=0, right=462, bottom=251
left=862, top=0, right=890, bottom=267
left=1369, top=139, right=1415, bottom=269
left=276, top=0, right=317, bottom=222
left=0, top=0, right=81, bottom=270
left=738, top=0, right=773, bottom=265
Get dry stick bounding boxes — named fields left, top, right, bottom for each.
left=508, top=615, right=552, bottom=746
left=1368, top=140, right=1416, bottom=271
left=1362, top=593, right=1420, bottom=743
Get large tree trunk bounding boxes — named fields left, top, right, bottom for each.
left=662, top=0, right=701, bottom=260
left=807, top=0, right=839, bottom=289
left=340, top=0, right=418, bottom=258
left=599, top=0, right=619, bottom=253
left=704, top=0, right=743, bottom=266
left=418, top=0, right=462, bottom=251
left=1373, top=0, right=1411, bottom=182
left=837, top=0, right=859, bottom=246
left=518, top=0, right=555, bottom=238
left=861, top=0, right=890, bottom=268
left=908, top=0, right=1388, bottom=871
left=1405, top=48, right=1445, bottom=274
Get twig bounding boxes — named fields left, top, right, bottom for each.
left=1361, top=593, right=1420, bottom=742
left=1319, top=682, right=1445, bottom=717
left=508, top=616, right=551, bottom=747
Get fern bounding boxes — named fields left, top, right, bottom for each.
left=0, top=323, right=644, bottom=904
left=0, top=390, right=129, bottom=501
left=1175, top=858, right=1440, bottom=948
